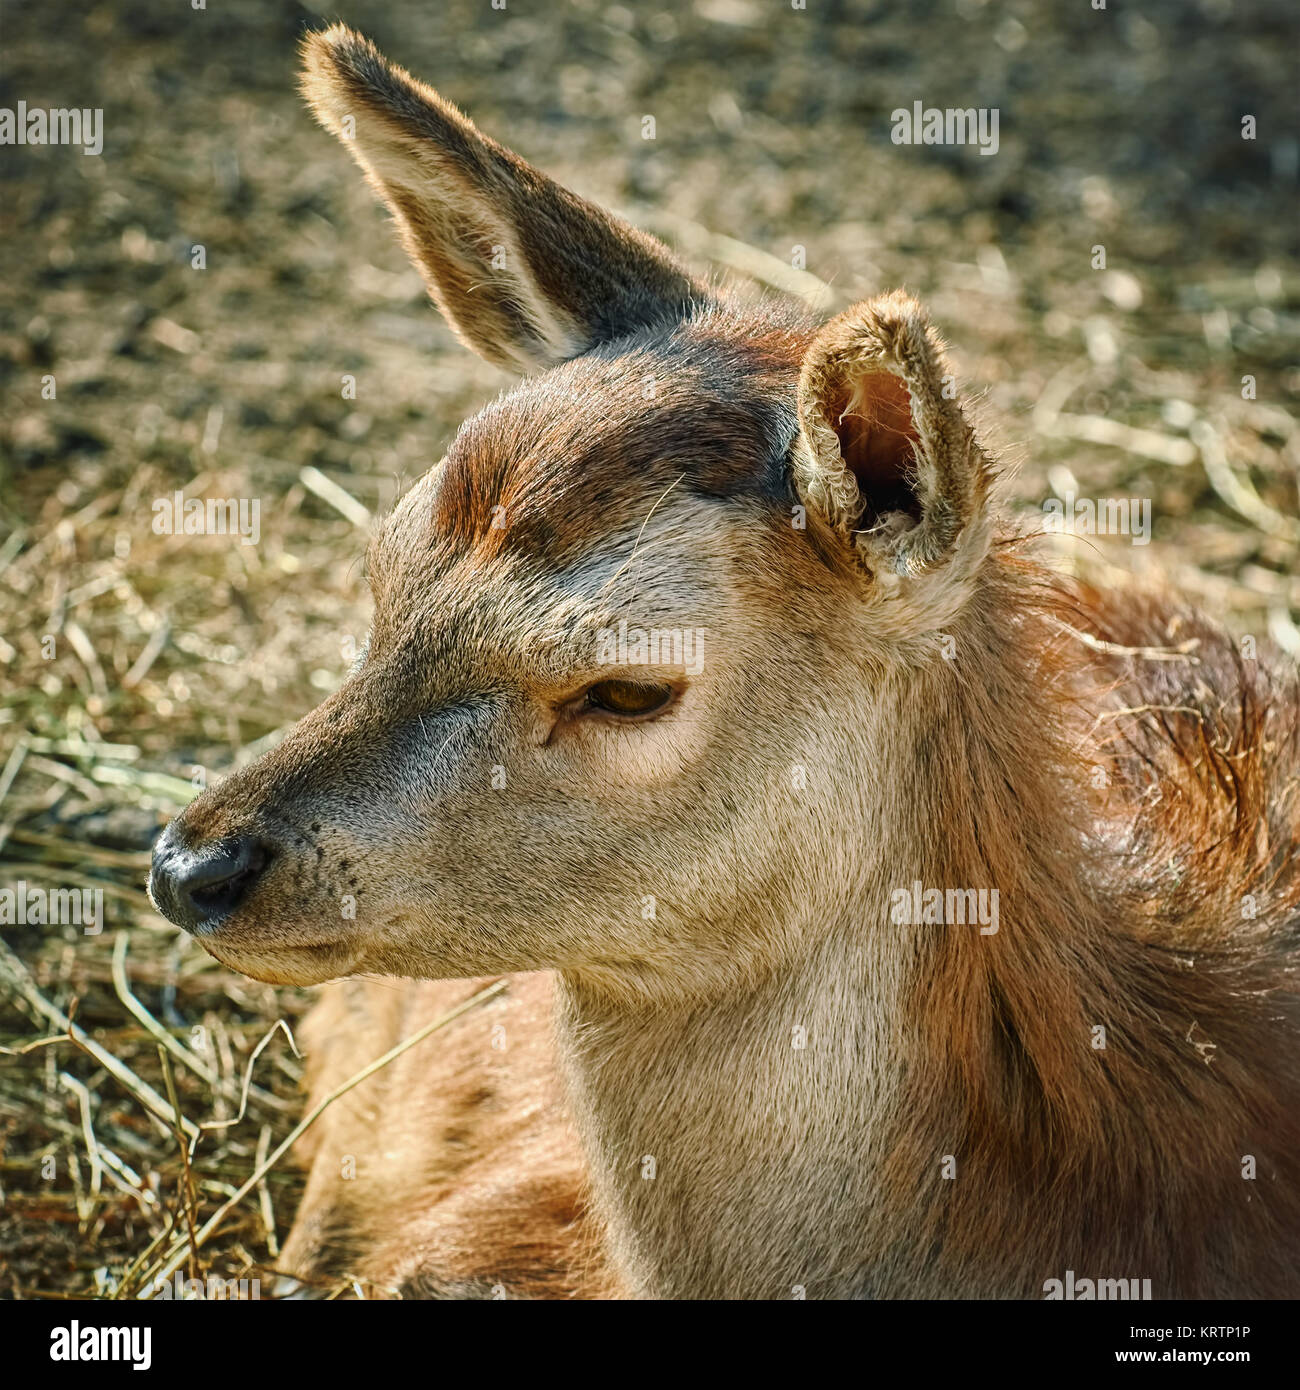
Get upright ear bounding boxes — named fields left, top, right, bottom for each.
left=300, top=25, right=707, bottom=374
left=794, top=290, right=992, bottom=581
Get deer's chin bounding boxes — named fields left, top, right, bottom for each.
left=197, top=934, right=362, bottom=987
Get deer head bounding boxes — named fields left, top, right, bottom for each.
left=148, top=25, right=994, bottom=1003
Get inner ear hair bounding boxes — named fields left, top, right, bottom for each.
left=828, top=368, right=922, bottom=525
left=795, top=290, right=992, bottom=578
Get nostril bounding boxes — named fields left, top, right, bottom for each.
left=150, top=832, right=272, bottom=933
left=186, top=839, right=268, bottom=914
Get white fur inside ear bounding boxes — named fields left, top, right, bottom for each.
left=872, top=511, right=919, bottom=542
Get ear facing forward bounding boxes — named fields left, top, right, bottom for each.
left=795, top=291, right=992, bottom=582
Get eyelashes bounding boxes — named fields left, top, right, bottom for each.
left=545, top=677, right=682, bottom=743
left=581, top=679, right=677, bottom=720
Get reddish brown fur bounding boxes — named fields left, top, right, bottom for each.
left=868, top=568, right=1300, bottom=1294
left=281, top=973, right=613, bottom=1299
left=426, top=308, right=811, bottom=564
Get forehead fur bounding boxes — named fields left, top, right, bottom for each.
left=403, top=300, right=815, bottom=571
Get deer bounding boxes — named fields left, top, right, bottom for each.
left=146, top=24, right=1300, bottom=1299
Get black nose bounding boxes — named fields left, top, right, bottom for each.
left=149, top=827, right=269, bottom=933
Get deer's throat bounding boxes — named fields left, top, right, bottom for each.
left=554, top=918, right=910, bottom=1298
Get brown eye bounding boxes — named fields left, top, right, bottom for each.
left=583, top=679, right=675, bottom=719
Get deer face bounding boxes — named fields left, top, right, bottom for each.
left=148, top=26, right=992, bottom=1000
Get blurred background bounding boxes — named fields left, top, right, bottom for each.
left=1, top=0, right=1297, bottom=1297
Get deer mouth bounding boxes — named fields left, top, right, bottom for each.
left=197, top=933, right=363, bottom=988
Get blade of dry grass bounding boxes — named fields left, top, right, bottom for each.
left=138, top=977, right=508, bottom=1295
left=110, top=931, right=287, bottom=1115
left=0, top=936, right=199, bottom=1141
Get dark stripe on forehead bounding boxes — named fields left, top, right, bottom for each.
left=430, top=304, right=813, bottom=566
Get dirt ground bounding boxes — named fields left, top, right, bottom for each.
left=1, top=0, right=1297, bottom=1297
